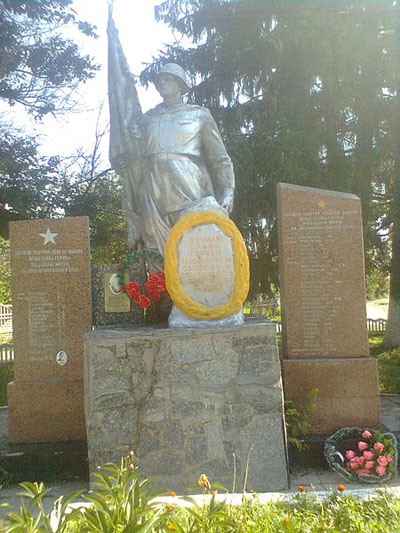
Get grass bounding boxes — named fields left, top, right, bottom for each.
left=369, top=336, right=400, bottom=394
left=1, top=457, right=399, bottom=533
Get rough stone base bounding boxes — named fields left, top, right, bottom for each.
left=281, top=358, right=381, bottom=435
left=8, top=381, right=85, bottom=443
left=84, top=319, right=289, bottom=492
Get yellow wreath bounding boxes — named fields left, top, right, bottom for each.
left=164, top=211, right=249, bottom=319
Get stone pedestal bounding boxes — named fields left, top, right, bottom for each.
left=8, top=381, right=85, bottom=443
left=281, top=358, right=381, bottom=434
left=84, top=319, right=289, bottom=492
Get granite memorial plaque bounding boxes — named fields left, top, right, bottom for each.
left=8, top=217, right=92, bottom=443
left=277, top=183, right=380, bottom=434
left=277, top=183, right=369, bottom=359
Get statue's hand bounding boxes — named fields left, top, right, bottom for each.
left=113, top=154, right=130, bottom=175
left=218, top=188, right=234, bottom=214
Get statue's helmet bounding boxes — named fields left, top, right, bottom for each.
left=156, top=63, right=190, bottom=93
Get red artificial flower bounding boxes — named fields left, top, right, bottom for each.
left=120, top=284, right=127, bottom=292
left=150, top=312, right=158, bottom=320
left=148, top=271, right=166, bottom=292
left=138, top=294, right=151, bottom=309
left=144, top=280, right=154, bottom=293
left=148, top=288, right=161, bottom=302
left=128, top=281, right=141, bottom=301
left=116, top=263, right=123, bottom=269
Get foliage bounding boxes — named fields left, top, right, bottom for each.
left=369, top=335, right=400, bottom=393
left=168, top=491, right=235, bottom=532
left=285, top=388, right=318, bottom=453
left=0, top=127, right=61, bottom=238
left=0, top=363, right=13, bottom=407
left=373, top=347, right=400, bottom=394
left=0, top=0, right=125, bottom=263
left=366, top=270, right=389, bottom=300
left=1, top=453, right=167, bottom=532
left=0, top=239, right=11, bottom=304
left=0, top=0, right=98, bottom=117
left=0, top=333, right=12, bottom=345
left=2, top=458, right=400, bottom=532
left=245, top=293, right=281, bottom=321
left=141, top=0, right=397, bottom=301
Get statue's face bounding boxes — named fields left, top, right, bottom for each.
left=155, top=73, right=183, bottom=99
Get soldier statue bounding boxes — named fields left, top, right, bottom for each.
left=107, top=7, right=235, bottom=255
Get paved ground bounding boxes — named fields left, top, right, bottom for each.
left=0, top=395, right=398, bottom=520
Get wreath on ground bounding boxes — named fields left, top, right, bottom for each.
left=324, top=427, right=398, bottom=484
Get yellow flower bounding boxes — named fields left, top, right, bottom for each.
left=198, top=473, right=211, bottom=490
left=169, top=491, right=176, bottom=497
left=298, top=485, right=306, bottom=492
left=167, top=505, right=174, bottom=511
left=166, top=525, right=175, bottom=530
left=283, top=517, right=291, bottom=524
left=337, top=484, right=346, bottom=491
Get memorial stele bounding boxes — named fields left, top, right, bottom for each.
left=8, top=217, right=91, bottom=443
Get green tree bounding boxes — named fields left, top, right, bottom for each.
left=0, top=125, right=62, bottom=237
left=142, top=0, right=397, bottom=301
left=0, top=1, right=128, bottom=263
left=0, top=0, right=98, bottom=117
left=52, top=121, right=128, bottom=263
left=0, top=0, right=99, bottom=234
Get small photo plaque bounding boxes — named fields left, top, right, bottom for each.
left=56, top=351, right=68, bottom=366
left=104, top=273, right=131, bottom=313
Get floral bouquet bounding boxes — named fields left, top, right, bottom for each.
left=115, top=249, right=171, bottom=323
left=324, top=427, right=398, bottom=484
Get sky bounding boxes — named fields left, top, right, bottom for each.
left=4, top=0, right=177, bottom=161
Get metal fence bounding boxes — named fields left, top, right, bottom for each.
left=0, top=344, right=14, bottom=362
left=367, top=318, right=387, bottom=335
left=272, top=320, right=387, bottom=335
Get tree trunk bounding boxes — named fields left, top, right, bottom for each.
left=382, top=213, right=400, bottom=348
left=382, top=18, right=400, bottom=349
